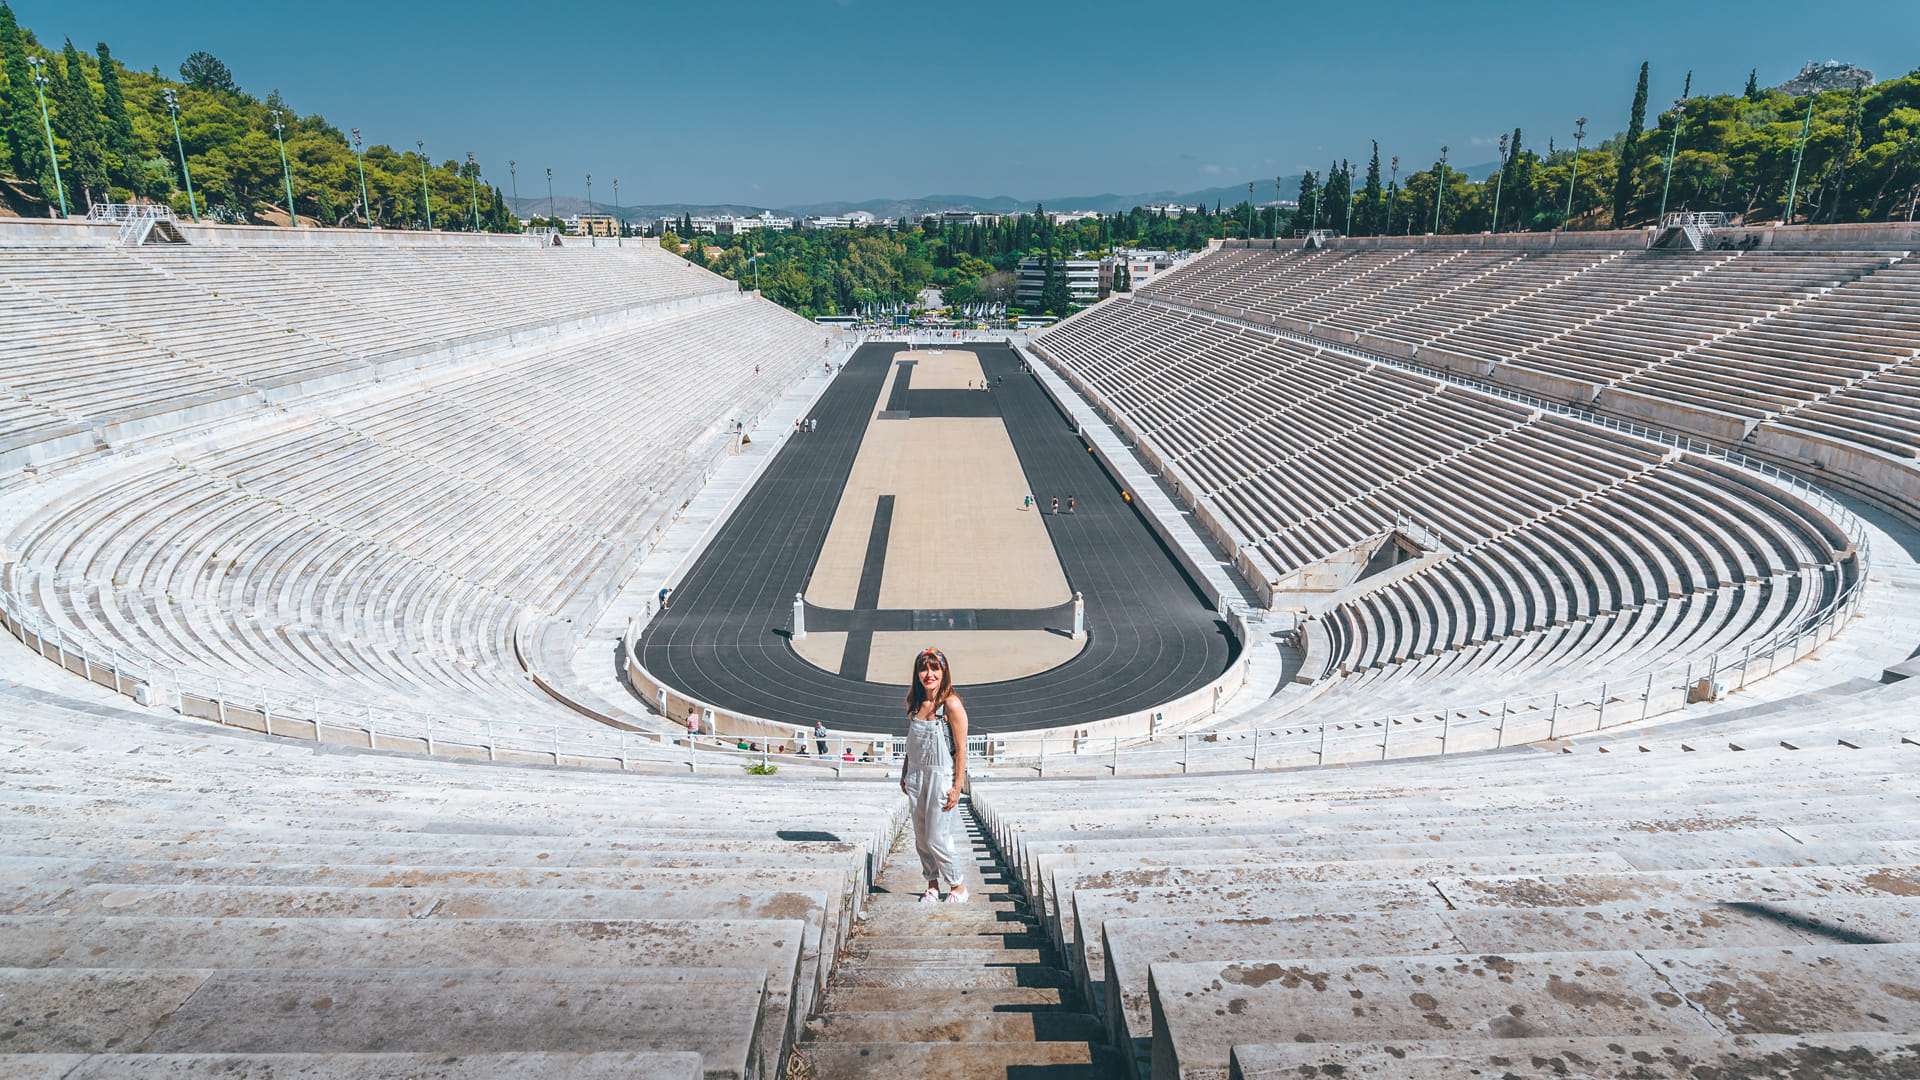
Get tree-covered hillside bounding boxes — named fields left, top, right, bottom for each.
left=668, top=205, right=1254, bottom=318
left=1324, top=64, right=1920, bottom=236
left=0, top=4, right=515, bottom=228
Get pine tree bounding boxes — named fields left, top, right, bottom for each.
left=1744, top=68, right=1760, bottom=100
left=1295, top=171, right=1319, bottom=232
left=52, top=39, right=108, bottom=210
left=1322, top=159, right=1351, bottom=234
left=94, top=42, right=138, bottom=195
left=1502, top=129, right=1533, bottom=229
left=1612, top=61, right=1649, bottom=227
left=1, top=3, right=57, bottom=204
left=1359, top=142, right=1384, bottom=236
left=1041, top=251, right=1071, bottom=315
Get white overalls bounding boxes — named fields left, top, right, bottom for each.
left=904, top=705, right=968, bottom=887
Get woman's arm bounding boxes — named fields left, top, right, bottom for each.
left=942, top=698, right=968, bottom=811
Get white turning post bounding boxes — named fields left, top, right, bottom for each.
left=1071, top=592, right=1085, bottom=641
left=792, top=593, right=806, bottom=640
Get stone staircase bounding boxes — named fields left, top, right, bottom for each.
left=792, top=800, right=1128, bottom=1078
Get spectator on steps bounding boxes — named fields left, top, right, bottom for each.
left=814, top=720, right=828, bottom=757
left=900, top=648, right=969, bottom=904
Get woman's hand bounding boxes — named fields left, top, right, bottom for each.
left=942, top=785, right=961, bottom=811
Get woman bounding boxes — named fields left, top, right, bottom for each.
left=900, top=648, right=969, bottom=903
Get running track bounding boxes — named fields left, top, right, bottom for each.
left=633, top=342, right=1234, bottom=735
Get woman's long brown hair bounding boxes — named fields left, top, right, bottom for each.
left=905, top=650, right=953, bottom=716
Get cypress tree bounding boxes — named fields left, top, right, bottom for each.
left=94, top=42, right=138, bottom=195
left=1295, top=171, right=1319, bottom=232
left=1744, top=68, right=1760, bottom=100
left=1323, top=159, right=1351, bottom=233
left=1612, top=61, right=1649, bottom=227
left=52, top=39, right=108, bottom=210
left=1359, top=142, right=1384, bottom=236
left=1, top=3, right=57, bottom=203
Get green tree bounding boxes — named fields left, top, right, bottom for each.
left=1112, top=259, right=1131, bottom=293
left=53, top=39, right=108, bottom=210
left=1357, top=142, right=1385, bottom=236
left=1295, top=170, right=1319, bottom=232
left=1322, top=159, right=1352, bottom=233
left=1039, top=251, right=1071, bottom=315
left=178, top=51, right=236, bottom=94
left=1, top=3, right=56, bottom=205
left=93, top=42, right=139, bottom=195
left=1745, top=69, right=1761, bottom=101
left=1613, top=61, right=1649, bottom=227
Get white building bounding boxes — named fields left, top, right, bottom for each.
left=803, top=211, right=881, bottom=230
left=1016, top=257, right=1105, bottom=308
left=925, top=210, right=1003, bottom=228
left=1112, top=249, right=1179, bottom=290
left=651, top=211, right=794, bottom=236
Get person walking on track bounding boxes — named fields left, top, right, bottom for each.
left=900, top=648, right=970, bottom=903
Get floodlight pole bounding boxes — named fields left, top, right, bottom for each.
left=546, top=167, right=554, bottom=224
left=1563, top=118, right=1588, bottom=229
left=1389, top=156, right=1399, bottom=235
left=508, top=160, right=518, bottom=226
left=585, top=173, right=593, bottom=246
left=1246, top=182, right=1254, bottom=240
left=467, top=151, right=480, bottom=231
left=417, top=141, right=433, bottom=230
left=352, top=128, right=371, bottom=228
left=1344, top=161, right=1356, bottom=235
left=1432, top=145, right=1449, bottom=234
left=613, top=178, right=620, bottom=245
left=165, top=88, right=199, bottom=223
left=27, top=57, right=66, bottom=218
left=1490, top=134, right=1508, bottom=233
left=272, top=109, right=297, bottom=226
left=1783, top=94, right=1816, bottom=225
left=1657, top=98, right=1687, bottom=224
left=1274, top=176, right=1283, bottom=244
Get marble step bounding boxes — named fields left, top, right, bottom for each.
left=0, top=1051, right=705, bottom=1079
left=802, top=1010, right=1106, bottom=1043
left=1226, top=1032, right=1920, bottom=1080
left=1149, top=943, right=1920, bottom=1080
left=0, top=966, right=768, bottom=1080
left=793, top=1039, right=1126, bottom=1079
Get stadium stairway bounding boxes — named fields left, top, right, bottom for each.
left=793, top=799, right=1129, bottom=1079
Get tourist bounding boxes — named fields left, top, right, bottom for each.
left=814, top=720, right=828, bottom=757
left=899, top=648, right=969, bottom=903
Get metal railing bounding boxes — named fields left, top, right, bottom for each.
left=85, top=202, right=176, bottom=223
left=1663, top=211, right=1733, bottom=229
left=674, top=563, right=1860, bottom=775
left=0, top=578, right=706, bottom=772
left=0, top=542, right=1867, bottom=780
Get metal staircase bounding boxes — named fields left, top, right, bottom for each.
left=86, top=203, right=189, bottom=245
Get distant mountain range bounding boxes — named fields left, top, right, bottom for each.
left=512, top=167, right=1505, bottom=223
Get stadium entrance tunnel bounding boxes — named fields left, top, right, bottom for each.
left=631, top=342, right=1236, bottom=736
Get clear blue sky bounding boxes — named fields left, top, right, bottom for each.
left=16, top=0, right=1918, bottom=207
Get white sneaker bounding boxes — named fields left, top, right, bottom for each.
left=945, top=886, right=969, bottom=904
left=918, top=887, right=942, bottom=904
